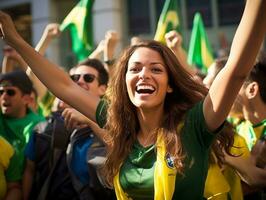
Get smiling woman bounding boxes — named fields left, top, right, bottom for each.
left=0, top=0, right=265, bottom=199
left=105, top=40, right=209, bottom=199
left=126, top=47, right=173, bottom=109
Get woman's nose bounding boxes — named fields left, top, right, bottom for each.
left=139, top=67, right=150, bottom=80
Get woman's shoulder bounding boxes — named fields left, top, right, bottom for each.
left=184, top=100, right=204, bottom=120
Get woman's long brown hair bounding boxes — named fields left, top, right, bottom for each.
left=103, top=40, right=209, bottom=186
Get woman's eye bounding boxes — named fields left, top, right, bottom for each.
left=151, top=67, right=163, bottom=73
left=129, top=67, right=140, bottom=72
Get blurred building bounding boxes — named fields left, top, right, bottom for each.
left=0, top=0, right=264, bottom=69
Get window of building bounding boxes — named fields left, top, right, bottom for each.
left=3, top=4, right=32, bottom=44
left=127, top=0, right=170, bottom=36
left=218, top=0, right=244, bottom=26
left=155, top=0, right=166, bottom=21
left=127, top=0, right=151, bottom=35
left=187, top=0, right=212, bottom=28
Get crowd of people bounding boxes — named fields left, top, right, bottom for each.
left=0, top=0, right=266, bottom=199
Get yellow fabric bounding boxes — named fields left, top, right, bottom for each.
left=253, top=125, right=264, bottom=141
left=154, top=133, right=177, bottom=200
left=114, top=172, right=129, bottom=199
left=0, top=137, right=14, bottom=199
left=114, top=132, right=177, bottom=200
left=204, top=155, right=230, bottom=200
left=204, top=134, right=249, bottom=200
left=0, top=137, right=14, bottom=170
left=237, top=120, right=256, bottom=151
left=0, top=165, right=6, bottom=200
left=201, top=38, right=214, bottom=70
left=154, top=11, right=180, bottom=43
left=230, top=133, right=250, bottom=158
left=225, top=133, right=249, bottom=200
left=154, top=0, right=180, bottom=44
left=223, top=167, right=243, bottom=200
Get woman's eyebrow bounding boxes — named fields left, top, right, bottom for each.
left=150, top=62, right=164, bottom=65
left=129, top=61, right=164, bottom=65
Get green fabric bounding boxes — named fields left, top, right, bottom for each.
left=120, top=142, right=156, bottom=200
left=227, top=117, right=243, bottom=129
left=60, top=0, right=94, bottom=61
left=96, top=98, right=108, bottom=128
left=253, top=119, right=266, bottom=139
left=4, top=151, right=21, bottom=182
left=118, top=101, right=220, bottom=200
left=187, top=12, right=214, bottom=74
left=0, top=110, right=45, bottom=181
left=154, top=0, right=182, bottom=44
left=38, top=91, right=55, bottom=117
left=236, top=119, right=266, bottom=151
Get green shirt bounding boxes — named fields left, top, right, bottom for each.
left=172, top=101, right=220, bottom=199
left=118, top=102, right=221, bottom=200
left=0, top=110, right=45, bottom=181
left=120, top=142, right=156, bottom=200
left=236, top=119, right=266, bottom=151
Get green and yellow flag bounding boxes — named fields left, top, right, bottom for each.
left=154, top=0, right=181, bottom=43
left=187, top=12, right=214, bottom=74
left=60, top=0, right=94, bottom=61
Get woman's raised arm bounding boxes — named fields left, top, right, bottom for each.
left=203, top=0, right=266, bottom=131
left=0, top=11, right=100, bottom=122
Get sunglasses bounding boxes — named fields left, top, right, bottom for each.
left=0, top=89, right=16, bottom=96
left=70, top=73, right=97, bottom=83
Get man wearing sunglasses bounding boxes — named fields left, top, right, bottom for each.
left=70, top=59, right=108, bottom=98
left=0, top=70, right=44, bottom=199
left=23, top=58, right=115, bottom=200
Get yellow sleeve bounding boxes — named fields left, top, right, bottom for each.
left=0, top=137, right=14, bottom=170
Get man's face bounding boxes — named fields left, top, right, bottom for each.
left=71, top=65, right=106, bottom=97
left=0, top=85, right=28, bottom=118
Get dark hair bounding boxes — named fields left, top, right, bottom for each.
left=0, top=70, right=33, bottom=94
left=103, top=40, right=208, bottom=185
left=211, top=121, right=235, bottom=166
left=245, top=51, right=266, bottom=103
left=77, top=58, right=109, bottom=85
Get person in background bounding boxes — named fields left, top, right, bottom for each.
left=202, top=56, right=248, bottom=200
left=164, top=30, right=204, bottom=85
left=103, top=30, right=119, bottom=75
left=203, top=52, right=266, bottom=199
left=227, top=52, right=266, bottom=200
left=130, top=36, right=142, bottom=46
left=0, top=71, right=44, bottom=200
left=23, top=58, right=114, bottom=200
left=1, top=24, right=60, bottom=117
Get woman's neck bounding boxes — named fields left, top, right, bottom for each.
left=137, top=106, right=164, bottom=147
